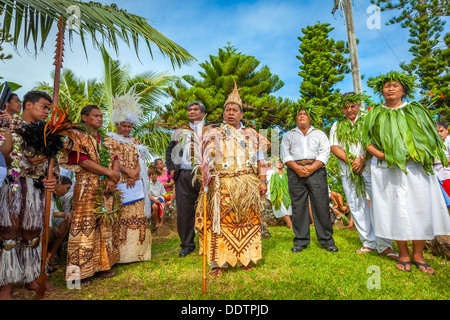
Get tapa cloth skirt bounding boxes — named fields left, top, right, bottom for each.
left=370, top=157, right=450, bottom=241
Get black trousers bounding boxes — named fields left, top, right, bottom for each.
left=175, top=169, right=201, bottom=250
left=287, top=167, right=335, bottom=248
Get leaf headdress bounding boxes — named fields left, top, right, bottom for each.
left=367, top=71, right=417, bottom=100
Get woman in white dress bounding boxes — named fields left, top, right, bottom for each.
left=364, top=71, right=450, bottom=275
left=266, top=159, right=292, bottom=228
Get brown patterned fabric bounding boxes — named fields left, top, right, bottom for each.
left=104, top=135, right=151, bottom=263
left=195, top=123, right=269, bottom=267
left=60, top=130, right=120, bottom=281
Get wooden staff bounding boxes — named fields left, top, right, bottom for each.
left=37, top=15, right=65, bottom=300
left=202, top=187, right=208, bottom=294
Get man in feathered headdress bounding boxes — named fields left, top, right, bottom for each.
left=105, top=87, right=152, bottom=264
left=195, top=79, right=270, bottom=277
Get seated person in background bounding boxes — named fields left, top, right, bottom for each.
left=47, top=175, right=74, bottom=272
left=148, top=168, right=173, bottom=230
left=154, top=158, right=174, bottom=192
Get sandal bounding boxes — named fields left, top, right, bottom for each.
left=396, top=260, right=412, bottom=272
left=356, top=247, right=376, bottom=254
left=413, top=261, right=435, bottom=275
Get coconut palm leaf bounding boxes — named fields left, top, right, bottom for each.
left=0, top=0, right=195, bottom=68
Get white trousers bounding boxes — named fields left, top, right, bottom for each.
left=341, top=172, right=392, bottom=252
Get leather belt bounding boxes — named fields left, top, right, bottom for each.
left=295, top=160, right=314, bottom=165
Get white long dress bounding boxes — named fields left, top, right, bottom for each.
left=266, top=169, right=292, bottom=219
left=370, top=104, right=450, bottom=241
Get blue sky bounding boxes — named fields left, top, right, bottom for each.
left=2, top=0, right=450, bottom=104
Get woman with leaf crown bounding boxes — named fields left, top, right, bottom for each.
left=363, top=71, right=450, bottom=275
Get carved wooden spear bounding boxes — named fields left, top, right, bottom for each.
left=37, top=15, right=65, bottom=300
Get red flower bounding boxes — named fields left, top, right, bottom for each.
left=430, top=91, right=433, bottom=96
left=441, top=94, right=445, bottom=99
left=367, top=107, right=371, bottom=110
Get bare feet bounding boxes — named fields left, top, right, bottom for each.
left=379, top=248, right=399, bottom=261
left=240, top=264, right=254, bottom=271
left=209, top=268, right=226, bottom=277
left=25, top=280, right=56, bottom=293
left=0, top=285, right=12, bottom=300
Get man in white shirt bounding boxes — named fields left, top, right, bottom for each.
left=281, top=108, right=337, bottom=253
left=165, top=101, right=205, bottom=257
left=329, top=92, right=397, bottom=259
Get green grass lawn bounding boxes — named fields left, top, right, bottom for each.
left=26, top=226, right=450, bottom=300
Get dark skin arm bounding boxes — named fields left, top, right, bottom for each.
left=79, top=159, right=120, bottom=182
left=258, top=160, right=268, bottom=196
left=330, top=145, right=365, bottom=174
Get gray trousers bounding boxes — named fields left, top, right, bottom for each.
left=287, top=167, right=335, bottom=248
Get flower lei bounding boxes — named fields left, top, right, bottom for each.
left=91, top=131, right=122, bottom=224
left=8, top=132, right=22, bottom=191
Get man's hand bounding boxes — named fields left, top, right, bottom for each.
left=351, top=157, right=365, bottom=174
left=108, top=170, right=120, bottom=184
left=0, top=110, right=12, bottom=123
left=105, top=179, right=116, bottom=193
left=126, top=178, right=136, bottom=189
left=65, top=210, right=74, bottom=224
left=259, top=181, right=268, bottom=197
left=295, top=165, right=310, bottom=178
left=43, top=177, right=57, bottom=192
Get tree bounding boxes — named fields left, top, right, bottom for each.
left=371, top=0, right=450, bottom=122
left=159, top=44, right=293, bottom=131
left=35, top=47, right=176, bottom=157
left=296, top=22, right=351, bottom=130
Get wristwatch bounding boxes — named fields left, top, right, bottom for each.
left=261, top=180, right=268, bottom=184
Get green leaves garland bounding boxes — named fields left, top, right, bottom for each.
left=269, top=171, right=291, bottom=211
left=362, top=101, right=448, bottom=174
left=335, top=115, right=367, bottom=197
left=367, top=71, right=417, bottom=100
left=93, top=180, right=123, bottom=225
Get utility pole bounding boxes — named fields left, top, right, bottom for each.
left=333, top=0, right=363, bottom=93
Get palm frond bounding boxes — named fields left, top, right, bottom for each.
left=0, top=0, right=196, bottom=67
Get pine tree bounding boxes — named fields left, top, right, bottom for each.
left=372, top=0, right=450, bottom=121
left=296, top=22, right=351, bottom=130
left=159, top=44, right=293, bottom=130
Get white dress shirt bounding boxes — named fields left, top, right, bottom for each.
left=178, top=120, right=204, bottom=170
left=280, top=126, right=330, bottom=165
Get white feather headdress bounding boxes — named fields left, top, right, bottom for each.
left=110, top=86, right=143, bottom=125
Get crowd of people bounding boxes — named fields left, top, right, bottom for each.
left=0, top=70, right=449, bottom=300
